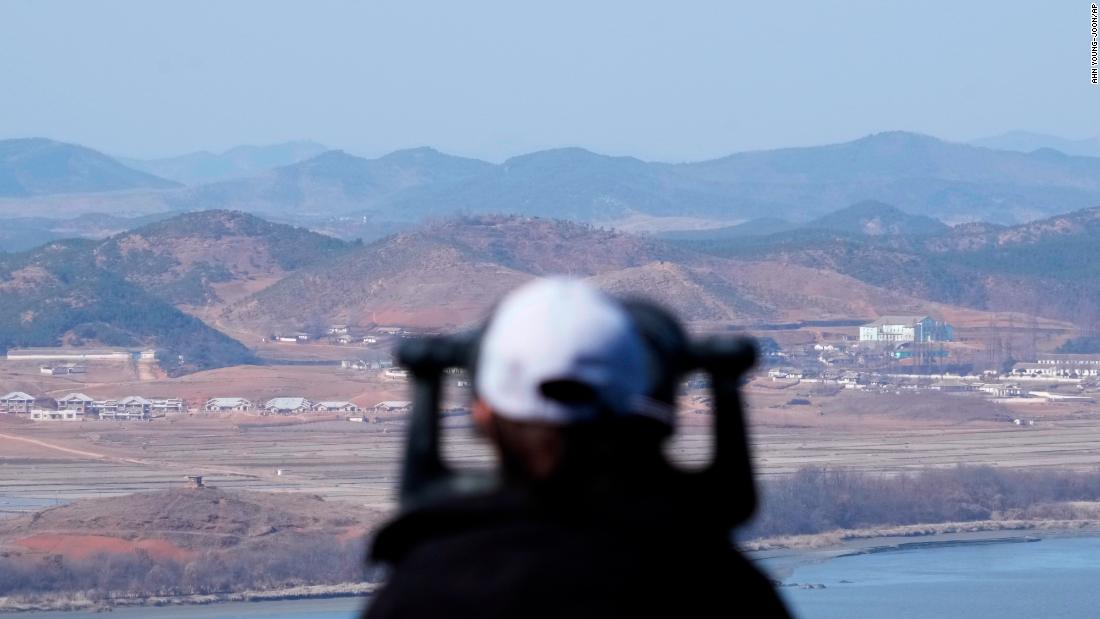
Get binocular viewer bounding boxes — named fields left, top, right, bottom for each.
left=394, top=299, right=761, bottom=528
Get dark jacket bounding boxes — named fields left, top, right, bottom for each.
left=364, top=480, right=791, bottom=619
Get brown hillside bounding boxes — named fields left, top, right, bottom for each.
left=92, top=210, right=350, bottom=309
left=222, top=215, right=936, bottom=332
left=0, top=488, right=383, bottom=556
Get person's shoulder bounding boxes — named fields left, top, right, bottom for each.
left=369, top=486, right=541, bottom=564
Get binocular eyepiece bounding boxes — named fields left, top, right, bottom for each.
left=395, top=300, right=760, bottom=527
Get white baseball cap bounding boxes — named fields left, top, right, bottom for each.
left=475, top=278, right=655, bottom=425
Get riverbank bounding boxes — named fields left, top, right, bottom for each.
left=747, top=519, right=1100, bottom=581
left=0, top=582, right=379, bottom=614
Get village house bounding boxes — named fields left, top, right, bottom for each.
left=979, top=383, right=1026, bottom=398
left=151, top=398, right=185, bottom=414
left=204, top=397, right=252, bottom=412
left=56, top=393, right=96, bottom=413
left=328, top=325, right=350, bottom=335
left=383, top=367, right=409, bottom=382
left=1033, top=353, right=1100, bottom=377
left=39, top=364, right=88, bottom=376
left=95, top=399, right=119, bottom=417
left=837, top=371, right=863, bottom=388
left=372, top=400, right=412, bottom=414
left=767, top=368, right=803, bottom=381
left=0, top=392, right=36, bottom=413
left=263, top=397, right=314, bottom=415
left=314, top=401, right=362, bottom=413
left=31, top=409, right=85, bottom=421
left=99, top=396, right=152, bottom=421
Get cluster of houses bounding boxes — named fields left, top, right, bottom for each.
left=1010, top=354, right=1100, bottom=379
left=204, top=397, right=364, bottom=414
left=0, top=391, right=412, bottom=421
left=766, top=366, right=1098, bottom=403
left=0, top=392, right=184, bottom=421
left=270, top=325, right=414, bottom=347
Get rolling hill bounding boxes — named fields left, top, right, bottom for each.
left=675, top=206, right=1100, bottom=329
left=0, top=210, right=359, bottom=375
left=802, top=200, right=949, bottom=236
left=0, top=239, right=255, bottom=375
left=971, top=131, right=1100, bottom=158
left=220, top=215, right=925, bottom=332
left=0, top=138, right=179, bottom=197
left=117, top=140, right=329, bottom=184
left=92, top=210, right=352, bottom=307
left=0, top=213, right=172, bottom=253
left=169, top=147, right=496, bottom=217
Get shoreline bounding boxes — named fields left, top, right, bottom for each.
left=7, top=520, right=1100, bottom=613
left=0, top=582, right=380, bottom=614
left=746, top=519, right=1100, bottom=581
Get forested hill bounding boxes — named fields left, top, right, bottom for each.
left=0, top=240, right=255, bottom=376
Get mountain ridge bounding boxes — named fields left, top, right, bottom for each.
left=0, top=138, right=179, bottom=197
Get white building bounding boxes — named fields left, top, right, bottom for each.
left=859, top=315, right=952, bottom=343
left=263, top=397, right=314, bottom=414
left=1034, top=354, right=1100, bottom=377
left=314, top=401, right=362, bottom=413
left=372, top=400, right=412, bottom=414
left=0, top=391, right=36, bottom=413
left=100, top=396, right=152, bottom=421
left=204, top=397, right=252, bottom=412
left=56, top=393, right=96, bottom=413
left=31, top=409, right=85, bottom=421
left=7, top=347, right=154, bottom=361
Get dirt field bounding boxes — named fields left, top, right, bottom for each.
left=3, top=375, right=1100, bottom=521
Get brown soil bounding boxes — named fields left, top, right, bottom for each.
left=12, top=533, right=195, bottom=561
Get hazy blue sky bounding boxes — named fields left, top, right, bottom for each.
left=2, top=1, right=1096, bottom=161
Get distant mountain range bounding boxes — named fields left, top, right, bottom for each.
left=117, top=141, right=328, bottom=184
left=4, top=132, right=1100, bottom=226
left=0, top=138, right=178, bottom=197
left=971, top=131, right=1100, bottom=158
left=170, top=147, right=494, bottom=217
left=658, top=201, right=949, bottom=241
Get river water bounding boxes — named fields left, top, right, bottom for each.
left=22, top=536, right=1100, bottom=618
left=776, top=535, right=1100, bottom=619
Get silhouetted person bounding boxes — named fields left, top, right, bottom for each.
left=365, top=279, right=791, bottom=619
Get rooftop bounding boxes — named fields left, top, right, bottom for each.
left=864, top=315, right=931, bottom=327
left=265, top=397, right=312, bottom=409
left=0, top=391, right=35, bottom=401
